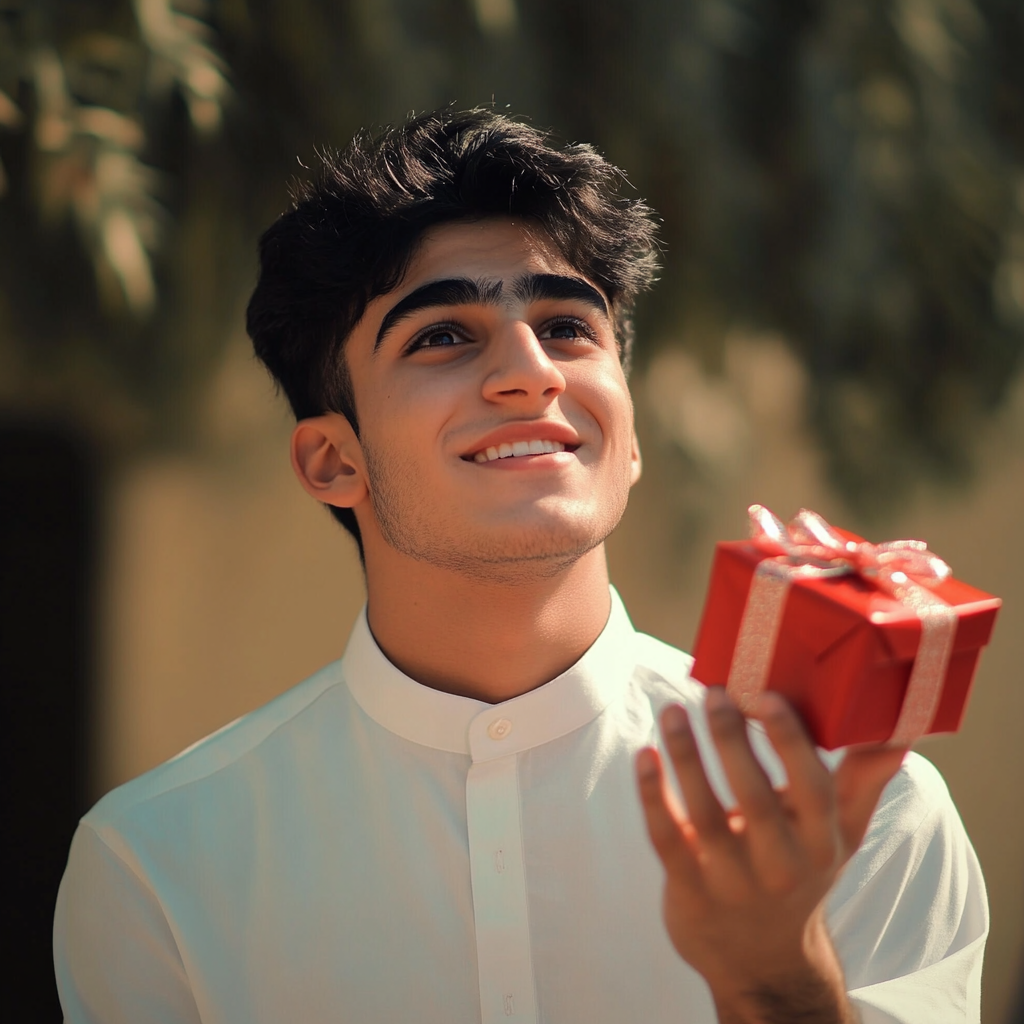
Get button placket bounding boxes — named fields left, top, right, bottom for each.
left=466, top=750, right=537, bottom=1024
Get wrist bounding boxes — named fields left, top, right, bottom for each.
left=707, top=912, right=857, bottom=1024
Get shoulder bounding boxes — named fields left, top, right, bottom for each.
left=629, top=629, right=705, bottom=706
left=863, top=752, right=964, bottom=862
left=832, top=751, right=982, bottom=909
left=59, top=656, right=358, bottom=989
left=828, top=752, right=988, bottom=995
left=869, top=751, right=958, bottom=832
left=83, top=658, right=348, bottom=837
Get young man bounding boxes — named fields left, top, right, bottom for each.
left=55, top=110, right=987, bottom=1023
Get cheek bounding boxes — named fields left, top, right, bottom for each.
left=375, top=370, right=468, bottom=426
left=361, top=384, right=432, bottom=444
left=588, top=374, right=635, bottom=449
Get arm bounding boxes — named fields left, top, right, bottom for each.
left=635, top=686, right=908, bottom=1024
left=54, top=823, right=202, bottom=1024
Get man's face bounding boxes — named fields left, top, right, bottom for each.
left=342, top=218, right=641, bottom=581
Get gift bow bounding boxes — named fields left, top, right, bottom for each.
left=726, top=504, right=957, bottom=746
left=747, top=504, right=953, bottom=601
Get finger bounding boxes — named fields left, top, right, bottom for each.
left=755, top=691, right=839, bottom=867
left=833, top=744, right=909, bottom=854
left=660, top=702, right=733, bottom=850
left=705, top=688, right=801, bottom=883
left=635, top=746, right=701, bottom=881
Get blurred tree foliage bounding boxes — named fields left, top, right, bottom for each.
left=1, top=0, right=1023, bottom=508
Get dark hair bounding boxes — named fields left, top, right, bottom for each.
left=246, top=107, right=661, bottom=550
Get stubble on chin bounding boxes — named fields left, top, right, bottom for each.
left=362, top=442, right=626, bottom=586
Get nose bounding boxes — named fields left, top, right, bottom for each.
left=481, top=322, right=566, bottom=405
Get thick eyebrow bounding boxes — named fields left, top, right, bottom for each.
left=372, top=272, right=610, bottom=352
left=511, top=273, right=609, bottom=318
left=374, top=278, right=503, bottom=351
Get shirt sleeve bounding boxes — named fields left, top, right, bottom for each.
left=825, top=753, right=988, bottom=1024
left=54, top=823, right=202, bottom=1024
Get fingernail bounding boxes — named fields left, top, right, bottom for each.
left=662, top=703, right=689, bottom=736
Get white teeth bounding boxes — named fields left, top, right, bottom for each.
left=472, top=440, right=568, bottom=462
left=537, top=440, right=566, bottom=455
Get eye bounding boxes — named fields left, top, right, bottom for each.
left=422, top=330, right=459, bottom=347
left=406, top=321, right=471, bottom=353
left=539, top=317, right=597, bottom=343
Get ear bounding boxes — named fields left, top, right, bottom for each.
left=629, top=428, right=643, bottom=486
left=290, top=414, right=368, bottom=509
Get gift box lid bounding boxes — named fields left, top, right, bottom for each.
left=708, top=540, right=1001, bottom=666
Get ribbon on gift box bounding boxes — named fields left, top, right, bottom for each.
left=726, top=504, right=958, bottom=746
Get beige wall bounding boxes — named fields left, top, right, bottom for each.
left=95, top=334, right=1024, bottom=1023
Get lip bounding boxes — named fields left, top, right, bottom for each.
left=460, top=420, right=582, bottom=461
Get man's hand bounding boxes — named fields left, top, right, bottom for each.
left=635, top=687, right=908, bottom=1024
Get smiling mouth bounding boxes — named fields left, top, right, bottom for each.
left=468, top=440, right=572, bottom=463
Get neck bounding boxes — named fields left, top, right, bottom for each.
left=362, top=545, right=613, bottom=703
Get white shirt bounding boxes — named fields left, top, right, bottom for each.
left=54, top=589, right=988, bottom=1023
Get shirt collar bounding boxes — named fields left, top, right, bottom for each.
left=341, top=586, right=637, bottom=761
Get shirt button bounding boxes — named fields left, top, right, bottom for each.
left=487, top=717, right=513, bottom=740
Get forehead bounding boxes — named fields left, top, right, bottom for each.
left=396, top=218, right=583, bottom=295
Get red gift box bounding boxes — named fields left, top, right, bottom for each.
left=690, top=506, right=1001, bottom=749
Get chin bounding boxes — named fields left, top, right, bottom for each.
left=383, top=518, right=613, bottom=584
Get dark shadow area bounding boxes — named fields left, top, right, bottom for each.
left=1, top=421, right=95, bottom=1023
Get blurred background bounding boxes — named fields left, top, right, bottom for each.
left=2, top=0, right=1023, bottom=1020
